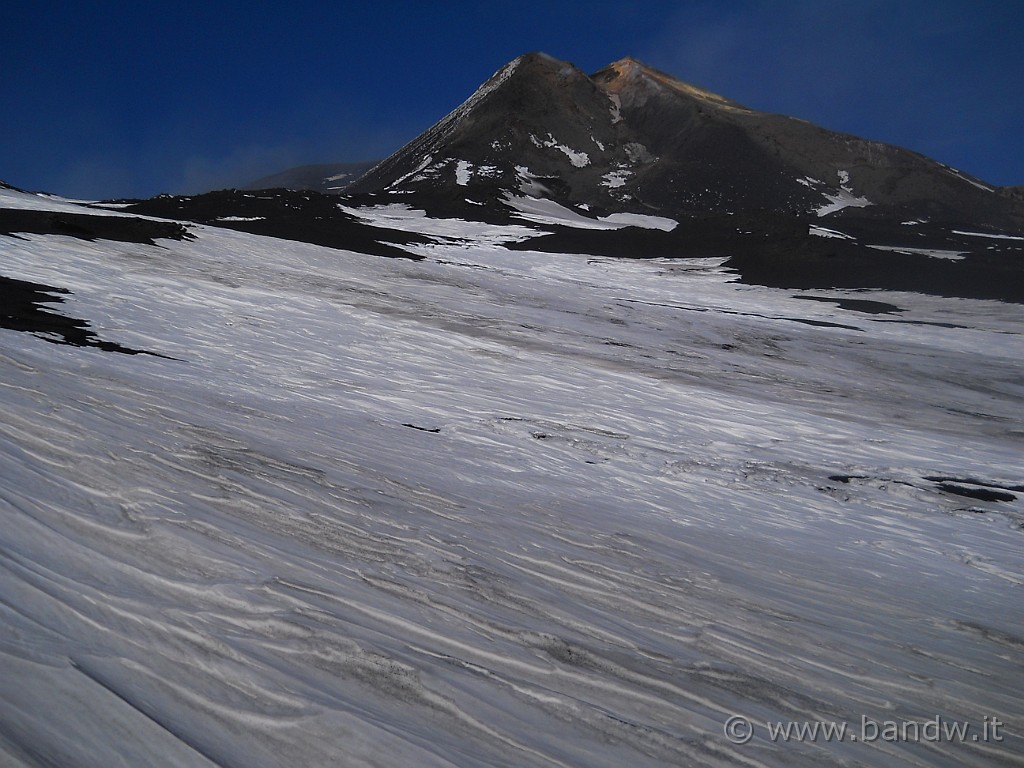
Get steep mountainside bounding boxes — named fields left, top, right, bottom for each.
left=242, top=161, right=377, bottom=194
left=349, top=53, right=1023, bottom=230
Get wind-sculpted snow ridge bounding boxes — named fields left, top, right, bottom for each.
left=1, top=195, right=1023, bottom=767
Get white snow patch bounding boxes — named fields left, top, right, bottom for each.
left=504, top=195, right=676, bottom=231
left=514, top=166, right=549, bottom=197
left=867, top=244, right=967, bottom=260
left=598, top=213, right=677, bottom=231
left=532, top=133, right=590, bottom=167
left=803, top=172, right=869, bottom=215
left=504, top=196, right=621, bottom=229
left=338, top=202, right=540, bottom=246
left=809, top=225, right=854, bottom=240
left=592, top=137, right=605, bottom=151
left=608, top=93, right=622, bottom=123
left=387, top=154, right=433, bottom=190
left=408, top=158, right=451, bottom=185
left=216, top=216, right=265, bottom=222
left=0, top=187, right=124, bottom=215
left=952, top=229, right=1024, bottom=241
left=601, top=169, right=631, bottom=189
left=816, top=189, right=872, bottom=217
left=943, top=165, right=994, bottom=192
left=455, top=160, right=473, bottom=186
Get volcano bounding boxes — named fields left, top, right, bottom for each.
left=118, top=53, right=1024, bottom=301
left=349, top=53, right=1023, bottom=230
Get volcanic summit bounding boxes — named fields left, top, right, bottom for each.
left=349, top=53, right=1023, bottom=230
left=118, top=52, right=1024, bottom=301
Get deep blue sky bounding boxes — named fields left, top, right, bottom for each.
left=3, top=1, right=1021, bottom=199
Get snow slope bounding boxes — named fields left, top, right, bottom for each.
left=1, top=197, right=1022, bottom=767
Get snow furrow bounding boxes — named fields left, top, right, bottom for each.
left=0, top=208, right=1021, bottom=766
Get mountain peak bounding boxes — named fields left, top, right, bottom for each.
left=346, top=52, right=1022, bottom=230
left=486, top=51, right=583, bottom=87
left=603, top=55, right=645, bottom=73
left=512, top=51, right=561, bottom=66
left=591, top=57, right=749, bottom=113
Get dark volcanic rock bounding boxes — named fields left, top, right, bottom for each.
left=721, top=218, right=1024, bottom=303
left=0, top=274, right=172, bottom=357
left=0, top=208, right=191, bottom=244
left=349, top=53, right=624, bottom=206
left=338, top=52, right=1024, bottom=301
left=348, top=53, right=1024, bottom=231
left=508, top=209, right=807, bottom=259
left=116, top=189, right=429, bottom=260
left=793, top=296, right=905, bottom=315
left=936, top=483, right=1016, bottom=503
left=242, top=162, right=378, bottom=194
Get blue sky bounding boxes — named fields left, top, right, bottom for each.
left=3, top=1, right=1021, bottom=199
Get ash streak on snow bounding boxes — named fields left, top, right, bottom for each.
left=0, top=195, right=1022, bottom=767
